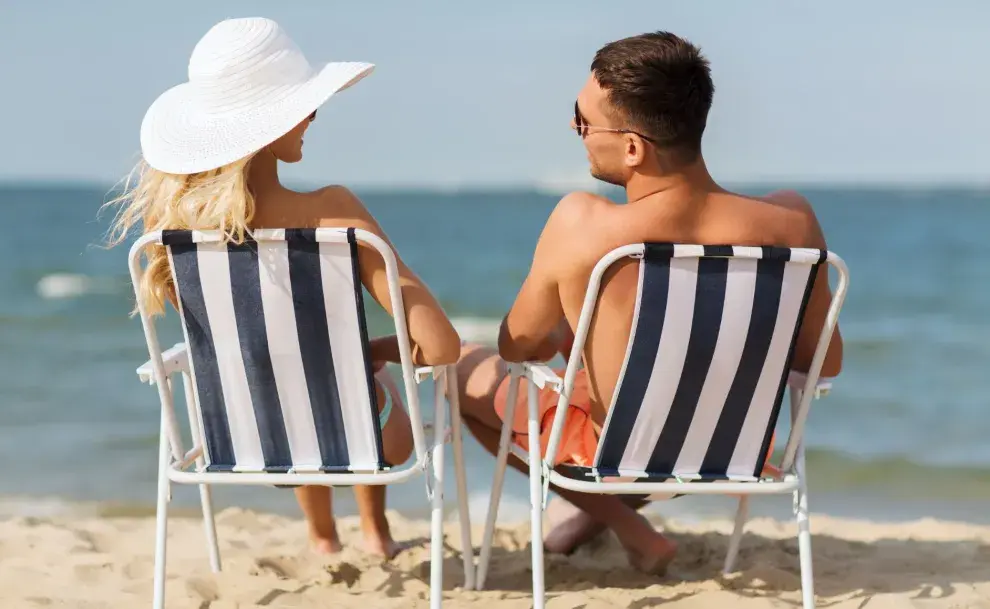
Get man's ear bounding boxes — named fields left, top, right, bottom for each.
left=623, top=134, right=649, bottom=169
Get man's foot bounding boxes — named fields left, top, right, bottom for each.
left=544, top=497, right=607, bottom=554
left=624, top=533, right=677, bottom=576
left=360, top=532, right=403, bottom=560
left=310, top=534, right=343, bottom=555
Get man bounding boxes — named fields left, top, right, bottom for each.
left=455, top=31, right=843, bottom=573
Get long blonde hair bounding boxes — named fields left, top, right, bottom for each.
left=104, top=154, right=257, bottom=317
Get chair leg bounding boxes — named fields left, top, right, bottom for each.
left=153, top=419, right=171, bottom=609
left=198, top=483, right=221, bottom=572
left=430, top=374, right=449, bottom=609
left=445, top=366, right=474, bottom=590
left=476, top=373, right=519, bottom=590
left=527, top=380, right=546, bottom=609
left=723, top=495, right=749, bottom=574
left=795, top=447, right=815, bottom=609
left=184, top=371, right=221, bottom=573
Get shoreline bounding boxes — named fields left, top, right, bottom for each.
left=1, top=507, right=988, bottom=607
left=5, top=489, right=990, bottom=529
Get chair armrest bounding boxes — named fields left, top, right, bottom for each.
left=787, top=371, right=832, bottom=398
left=518, top=362, right=564, bottom=392
left=136, top=343, right=189, bottom=385
left=415, top=366, right=443, bottom=384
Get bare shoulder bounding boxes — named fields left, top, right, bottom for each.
left=306, top=185, right=382, bottom=233
left=759, top=189, right=814, bottom=213
left=537, top=191, right=615, bottom=267
left=542, top=191, right=615, bottom=246
left=756, top=189, right=826, bottom=248
left=547, top=190, right=612, bottom=228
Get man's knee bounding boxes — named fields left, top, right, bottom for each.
left=455, top=344, right=500, bottom=395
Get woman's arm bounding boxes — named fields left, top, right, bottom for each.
left=320, top=187, right=461, bottom=366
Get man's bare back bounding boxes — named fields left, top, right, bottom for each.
left=501, top=186, right=843, bottom=429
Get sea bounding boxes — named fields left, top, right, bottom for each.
left=1, top=183, right=989, bottom=526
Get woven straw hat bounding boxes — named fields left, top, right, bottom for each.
left=140, top=17, right=373, bottom=174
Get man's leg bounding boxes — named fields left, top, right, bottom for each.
left=544, top=494, right=651, bottom=554
left=455, top=343, right=676, bottom=573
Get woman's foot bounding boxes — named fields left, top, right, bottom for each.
left=360, top=530, right=403, bottom=559
left=295, top=486, right=342, bottom=555
left=354, top=485, right=403, bottom=560
left=310, top=532, right=343, bottom=555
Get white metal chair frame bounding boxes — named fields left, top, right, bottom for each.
left=129, top=228, right=474, bottom=609
left=476, top=243, right=849, bottom=609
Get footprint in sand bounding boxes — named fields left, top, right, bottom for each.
left=186, top=576, right=220, bottom=603
left=254, top=556, right=301, bottom=580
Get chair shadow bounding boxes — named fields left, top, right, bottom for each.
left=454, top=527, right=989, bottom=606
left=372, top=538, right=463, bottom=599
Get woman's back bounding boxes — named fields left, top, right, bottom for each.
left=249, top=179, right=460, bottom=367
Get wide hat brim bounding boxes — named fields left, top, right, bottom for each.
left=140, top=61, right=373, bottom=175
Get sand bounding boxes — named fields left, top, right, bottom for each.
left=1, top=508, right=988, bottom=608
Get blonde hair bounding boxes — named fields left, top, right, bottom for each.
left=104, top=154, right=257, bottom=318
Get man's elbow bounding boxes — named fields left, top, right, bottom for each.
left=497, top=320, right=529, bottom=363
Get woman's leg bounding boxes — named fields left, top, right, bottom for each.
left=354, top=368, right=414, bottom=559
left=294, top=485, right=341, bottom=554
left=455, top=343, right=676, bottom=573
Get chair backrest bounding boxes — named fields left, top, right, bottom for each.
left=159, top=227, right=386, bottom=473
left=557, top=243, right=841, bottom=481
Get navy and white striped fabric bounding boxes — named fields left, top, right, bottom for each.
left=163, top=228, right=385, bottom=473
left=589, top=243, right=825, bottom=482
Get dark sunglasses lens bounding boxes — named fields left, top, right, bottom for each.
left=573, top=101, right=582, bottom=136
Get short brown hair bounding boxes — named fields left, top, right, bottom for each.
left=591, top=32, right=714, bottom=163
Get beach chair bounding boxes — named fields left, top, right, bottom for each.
left=475, top=243, right=848, bottom=609
left=129, top=227, right=474, bottom=609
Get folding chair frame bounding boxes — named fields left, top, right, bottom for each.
left=129, top=229, right=474, bottom=609
left=476, top=243, right=849, bottom=609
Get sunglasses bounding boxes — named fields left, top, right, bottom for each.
left=573, top=100, right=657, bottom=143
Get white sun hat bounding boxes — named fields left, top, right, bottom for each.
left=140, top=17, right=373, bottom=175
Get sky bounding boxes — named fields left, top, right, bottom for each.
left=1, top=0, right=988, bottom=189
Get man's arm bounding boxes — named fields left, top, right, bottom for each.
left=767, top=191, right=843, bottom=377
left=498, top=193, right=588, bottom=363
left=497, top=245, right=565, bottom=363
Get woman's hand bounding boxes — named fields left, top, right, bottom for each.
left=370, top=335, right=400, bottom=365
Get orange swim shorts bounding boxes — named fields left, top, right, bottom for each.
left=494, top=368, right=599, bottom=467
left=493, top=368, right=779, bottom=475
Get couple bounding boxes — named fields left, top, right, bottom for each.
left=109, top=18, right=843, bottom=574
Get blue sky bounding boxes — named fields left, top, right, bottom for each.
left=1, top=1, right=987, bottom=188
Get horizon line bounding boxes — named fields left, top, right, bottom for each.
left=0, top=177, right=988, bottom=194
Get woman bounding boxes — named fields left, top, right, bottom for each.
left=105, top=17, right=460, bottom=558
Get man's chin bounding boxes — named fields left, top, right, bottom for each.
left=590, top=169, right=624, bottom=187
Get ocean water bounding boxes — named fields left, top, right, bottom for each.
left=1, top=183, right=989, bottom=525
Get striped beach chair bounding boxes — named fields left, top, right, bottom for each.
left=476, top=243, right=849, bottom=609
left=130, top=227, right=473, bottom=609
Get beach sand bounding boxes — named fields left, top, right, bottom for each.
left=1, top=508, right=988, bottom=608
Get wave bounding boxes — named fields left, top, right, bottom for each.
left=36, top=273, right=119, bottom=300
left=450, top=316, right=500, bottom=345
